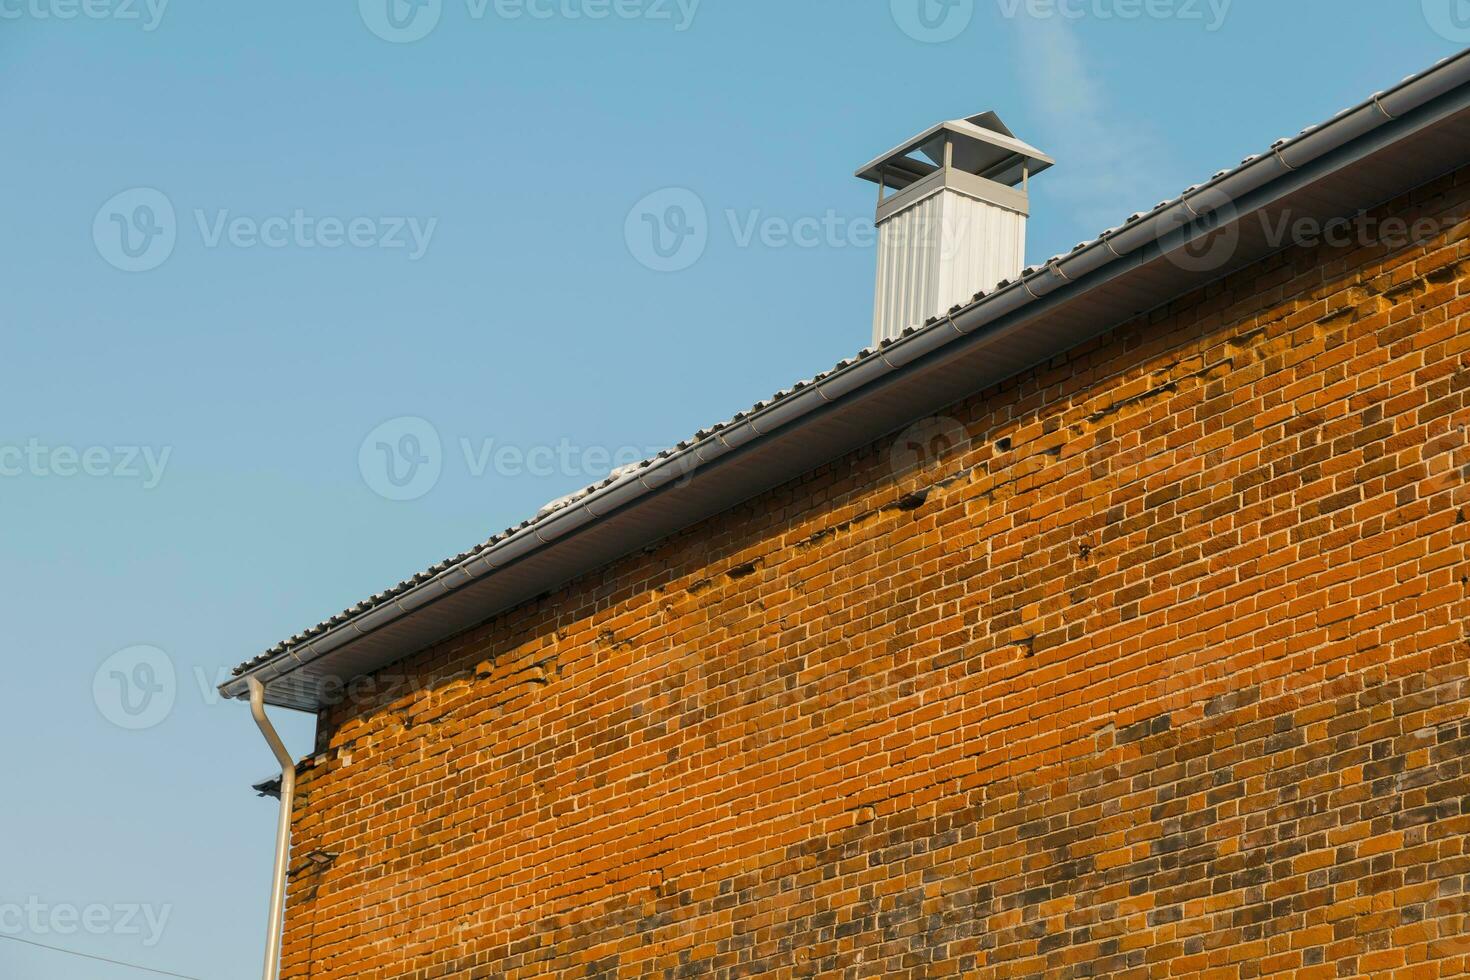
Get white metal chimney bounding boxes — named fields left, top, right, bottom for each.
left=856, top=112, right=1054, bottom=345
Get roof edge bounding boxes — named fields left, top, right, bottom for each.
left=224, top=49, right=1470, bottom=711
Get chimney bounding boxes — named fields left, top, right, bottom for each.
left=856, top=112, right=1053, bottom=345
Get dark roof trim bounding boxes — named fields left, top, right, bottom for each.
left=225, top=50, right=1470, bottom=711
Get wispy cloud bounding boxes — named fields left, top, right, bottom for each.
left=1014, top=16, right=1172, bottom=234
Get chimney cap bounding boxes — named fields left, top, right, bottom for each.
left=855, top=111, right=1054, bottom=192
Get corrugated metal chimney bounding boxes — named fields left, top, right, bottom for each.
left=856, top=112, right=1053, bottom=345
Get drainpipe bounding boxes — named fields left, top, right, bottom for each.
left=247, top=677, right=295, bottom=980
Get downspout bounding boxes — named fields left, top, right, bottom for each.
left=247, top=677, right=296, bottom=980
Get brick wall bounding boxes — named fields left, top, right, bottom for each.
left=280, top=168, right=1470, bottom=978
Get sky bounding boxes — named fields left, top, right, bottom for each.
left=0, top=3, right=1462, bottom=977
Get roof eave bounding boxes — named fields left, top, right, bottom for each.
left=225, top=49, right=1470, bottom=712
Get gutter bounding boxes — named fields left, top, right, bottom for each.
left=247, top=677, right=296, bottom=980
left=222, top=49, right=1470, bottom=711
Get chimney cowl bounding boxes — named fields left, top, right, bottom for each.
left=857, top=112, right=1053, bottom=344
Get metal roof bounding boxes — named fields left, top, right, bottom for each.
left=224, top=50, right=1470, bottom=711
left=854, top=111, right=1055, bottom=190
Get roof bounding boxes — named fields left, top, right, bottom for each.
left=224, top=49, right=1470, bottom=711
left=854, top=110, right=1056, bottom=190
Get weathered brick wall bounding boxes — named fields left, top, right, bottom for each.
left=281, top=168, right=1470, bottom=979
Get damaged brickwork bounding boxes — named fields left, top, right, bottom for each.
left=280, top=168, right=1470, bottom=978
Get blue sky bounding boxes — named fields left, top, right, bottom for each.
left=0, top=3, right=1461, bottom=977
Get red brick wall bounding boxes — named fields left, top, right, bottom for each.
left=282, top=168, right=1470, bottom=979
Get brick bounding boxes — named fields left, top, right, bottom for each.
left=274, top=167, right=1470, bottom=980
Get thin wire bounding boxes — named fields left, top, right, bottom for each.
left=0, top=933, right=203, bottom=979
